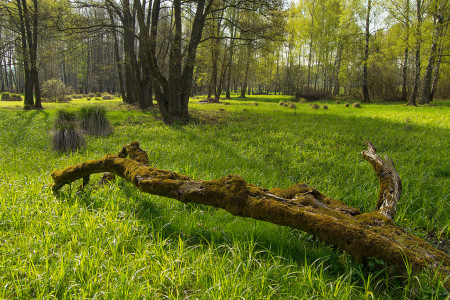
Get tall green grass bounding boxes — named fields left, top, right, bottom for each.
left=0, top=96, right=448, bottom=298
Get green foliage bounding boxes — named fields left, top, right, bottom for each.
left=42, top=79, right=74, bottom=102
left=0, top=96, right=448, bottom=298
left=79, top=105, right=113, bottom=136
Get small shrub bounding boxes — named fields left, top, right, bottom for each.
left=323, top=105, right=328, bottom=110
left=311, top=104, right=320, bottom=109
left=102, top=95, right=114, bottom=100
left=80, top=105, right=113, bottom=136
left=1, top=93, right=12, bottom=101
left=42, top=79, right=74, bottom=102
left=52, top=109, right=85, bottom=153
left=353, top=102, right=361, bottom=108
left=71, top=94, right=83, bottom=99
left=289, top=103, right=296, bottom=109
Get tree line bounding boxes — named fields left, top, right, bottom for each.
left=0, top=0, right=448, bottom=122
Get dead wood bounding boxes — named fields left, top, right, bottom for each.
left=51, top=142, right=449, bottom=285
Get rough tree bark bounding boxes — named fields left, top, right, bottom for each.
left=362, top=0, right=371, bottom=103
left=51, top=142, right=449, bottom=285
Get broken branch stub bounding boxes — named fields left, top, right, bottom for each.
left=361, top=141, right=402, bottom=220
left=51, top=142, right=449, bottom=285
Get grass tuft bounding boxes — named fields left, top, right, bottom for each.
left=52, top=109, right=85, bottom=152
left=79, top=105, right=113, bottom=136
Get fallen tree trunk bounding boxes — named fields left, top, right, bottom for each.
left=51, top=142, right=449, bottom=285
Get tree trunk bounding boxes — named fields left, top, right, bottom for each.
left=225, top=38, right=234, bottom=99
left=16, top=0, right=34, bottom=109
left=240, top=42, right=251, bottom=98
left=51, top=142, right=450, bottom=287
left=430, top=44, right=444, bottom=100
left=31, top=0, right=41, bottom=109
left=215, top=43, right=228, bottom=101
left=225, top=13, right=236, bottom=100
left=107, top=10, right=126, bottom=102
left=401, top=0, right=410, bottom=102
left=122, top=0, right=142, bottom=105
left=332, top=44, right=342, bottom=96
left=362, top=0, right=371, bottom=103
left=136, top=0, right=210, bottom=124
left=419, top=2, right=445, bottom=104
left=408, top=0, right=422, bottom=106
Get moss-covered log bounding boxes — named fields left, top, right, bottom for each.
left=51, top=142, right=449, bottom=285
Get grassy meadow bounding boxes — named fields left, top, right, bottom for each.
left=0, top=95, right=448, bottom=299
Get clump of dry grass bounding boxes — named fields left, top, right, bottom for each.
left=323, top=105, right=328, bottom=110
left=1, top=93, right=12, bottom=101
left=80, top=105, right=113, bottom=136
left=353, top=102, right=361, bottom=108
left=52, top=110, right=85, bottom=153
left=311, top=104, right=320, bottom=109
left=289, top=103, right=296, bottom=109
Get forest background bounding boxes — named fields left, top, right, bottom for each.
left=0, top=0, right=448, bottom=123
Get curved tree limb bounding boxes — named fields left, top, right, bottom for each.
left=51, top=142, right=449, bottom=285
left=362, top=141, right=402, bottom=220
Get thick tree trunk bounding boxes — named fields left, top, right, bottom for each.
left=31, top=0, right=41, bottom=109
left=135, top=0, right=209, bottom=124
left=17, top=0, right=34, bottom=109
left=408, top=0, right=422, bottom=106
left=420, top=3, right=445, bottom=104
left=51, top=142, right=449, bottom=286
left=107, top=10, right=126, bottom=102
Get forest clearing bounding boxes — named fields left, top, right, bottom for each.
left=0, top=95, right=448, bottom=298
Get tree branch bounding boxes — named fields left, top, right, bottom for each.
left=362, top=141, right=402, bottom=220
left=51, top=142, right=449, bottom=286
